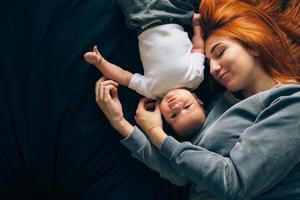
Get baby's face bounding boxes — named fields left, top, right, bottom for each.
left=160, top=89, right=206, bottom=137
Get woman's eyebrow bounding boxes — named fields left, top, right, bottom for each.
left=205, top=43, right=221, bottom=63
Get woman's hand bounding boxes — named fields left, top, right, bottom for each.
left=135, top=98, right=162, bottom=134
left=135, top=98, right=167, bottom=148
left=95, top=77, right=133, bottom=137
left=95, top=77, right=122, bottom=123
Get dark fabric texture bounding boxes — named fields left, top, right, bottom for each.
left=118, top=0, right=194, bottom=30
left=0, top=0, right=290, bottom=199
left=0, top=0, right=192, bottom=199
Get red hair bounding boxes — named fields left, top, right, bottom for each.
left=199, top=0, right=300, bottom=83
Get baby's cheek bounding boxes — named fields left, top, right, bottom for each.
left=159, top=103, right=168, bottom=115
left=160, top=110, right=168, bottom=121
left=160, top=109, right=171, bottom=124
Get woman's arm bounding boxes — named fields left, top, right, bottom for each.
left=134, top=98, right=167, bottom=147
left=95, top=77, right=134, bottom=136
left=135, top=86, right=300, bottom=199
left=158, top=90, right=300, bottom=199
left=95, top=78, right=190, bottom=185
left=121, top=126, right=190, bottom=186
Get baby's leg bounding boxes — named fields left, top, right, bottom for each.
left=84, top=46, right=133, bottom=87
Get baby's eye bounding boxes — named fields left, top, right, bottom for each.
left=184, top=104, right=192, bottom=109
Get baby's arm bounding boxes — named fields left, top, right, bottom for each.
left=191, top=14, right=204, bottom=54
left=84, top=46, right=133, bottom=87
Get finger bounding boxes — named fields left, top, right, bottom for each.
left=101, top=79, right=119, bottom=87
left=143, top=98, right=154, bottom=107
left=104, top=84, right=117, bottom=95
left=95, top=79, right=101, bottom=101
left=137, top=98, right=147, bottom=110
left=154, top=101, right=161, bottom=113
left=194, top=13, right=201, bottom=19
left=144, top=97, right=155, bottom=102
left=99, top=76, right=107, bottom=82
left=99, top=80, right=105, bottom=100
left=95, top=77, right=106, bottom=98
left=103, top=85, right=115, bottom=102
left=193, top=25, right=201, bottom=31
left=110, top=85, right=118, bottom=98
left=145, top=100, right=156, bottom=111
left=193, top=13, right=201, bottom=21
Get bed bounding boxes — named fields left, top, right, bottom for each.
left=0, top=0, right=201, bottom=199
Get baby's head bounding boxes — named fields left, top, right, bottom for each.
left=160, top=88, right=206, bottom=138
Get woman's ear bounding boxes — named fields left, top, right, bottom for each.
left=192, top=93, right=204, bottom=106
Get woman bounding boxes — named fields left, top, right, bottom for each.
left=95, top=0, right=300, bottom=199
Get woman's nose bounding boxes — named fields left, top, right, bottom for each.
left=209, top=59, right=221, bottom=75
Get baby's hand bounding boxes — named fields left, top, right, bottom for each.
left=84, top=46, right=102, bottom=65
left=192, top=13, right=204, bottom=54
left=192, top=13, right=201, bottom=26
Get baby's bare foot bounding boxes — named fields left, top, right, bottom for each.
left=84, top=45, right=102, bottom=64
left=84, top=52, right=101, bottom=64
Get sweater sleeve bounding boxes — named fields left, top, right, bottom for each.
left=160, top=92, right=300, bottom=199
left=121, top=126, right=190, bottom=186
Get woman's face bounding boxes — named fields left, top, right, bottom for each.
left=205, top=35, right=273, bottom=96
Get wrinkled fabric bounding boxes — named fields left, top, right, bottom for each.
left=0, top=0, right=191, bottom=199
left=118, top=0, right=194, bottom=31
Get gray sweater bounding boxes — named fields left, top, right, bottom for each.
left=122, top=84, right=300, bottom=200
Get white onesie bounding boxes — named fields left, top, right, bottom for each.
left=128, top=24, right=205, bottom=99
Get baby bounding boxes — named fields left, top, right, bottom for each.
left=84, top=1, right=206, bottom=137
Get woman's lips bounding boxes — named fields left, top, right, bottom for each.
left=218, top=71, right=229, bottom=83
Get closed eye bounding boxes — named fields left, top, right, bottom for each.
left=184, top=104, right=192, bottom=109
left=171, top=113, right=177, bottom=118
left=216, top=49, right=225, bottom=58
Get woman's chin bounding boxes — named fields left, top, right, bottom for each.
left=224, top=82, right=240, bottom=93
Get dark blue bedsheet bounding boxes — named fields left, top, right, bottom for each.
left=0, top=0, right=190, bottom=199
